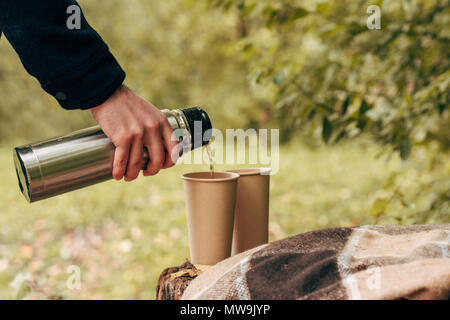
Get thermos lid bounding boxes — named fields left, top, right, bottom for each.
left=181, top=107, right=212, bottom=147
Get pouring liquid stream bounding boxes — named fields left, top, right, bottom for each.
left=205, top=136, right=215, bottom=177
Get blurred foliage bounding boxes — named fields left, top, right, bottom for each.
left=208, top=0, right=449, bottom=224
left=209, top=0, right=449, bottom=154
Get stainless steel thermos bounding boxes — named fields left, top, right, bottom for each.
left=13, top=107, right=212, bottom=203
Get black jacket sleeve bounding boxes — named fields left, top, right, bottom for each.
left=0, top=0, right=126, bottom=110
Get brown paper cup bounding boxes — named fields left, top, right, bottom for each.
left=182, top=172, right=240, bottom=265
left=227, top=168, right=271, bottom=255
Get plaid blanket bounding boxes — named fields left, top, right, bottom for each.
left=182, top=224, right=450, bottom=300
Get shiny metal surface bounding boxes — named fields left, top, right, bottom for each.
left=14, top=108, right=198, bottom=202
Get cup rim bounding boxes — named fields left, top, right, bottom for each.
left=226, top=167, right=271, bottom=176
left=182, top=171, right=240, bottom=182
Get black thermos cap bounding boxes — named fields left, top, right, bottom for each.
left=181, top=107, right=212, bottom=147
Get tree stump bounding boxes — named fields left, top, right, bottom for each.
left=155, top=261, right=208, bottom=300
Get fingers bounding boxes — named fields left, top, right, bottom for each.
left=143, top=122, right=165, bottom=176
left=92, top=85, right=174, bottom=182
left=114, top=120, right=169, bottom=180
left=113, top=144, right=130, bottom=180
left=124, top=133, right=144, bottom=182
left=160, top=118, right=179, bottom=169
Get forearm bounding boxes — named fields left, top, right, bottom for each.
left=0, top=0, right=125, bottom=109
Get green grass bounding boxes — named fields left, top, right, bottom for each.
left=0, top=137, right=448, bottom=299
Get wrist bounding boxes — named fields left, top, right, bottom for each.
left=90, top=84, right=126, bottom=117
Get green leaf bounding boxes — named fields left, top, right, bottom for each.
left=359, top=99, right=370, bottom=115
left=291, top=7, right=308, bottom=21
left=356, top=100, right=370, bottom=130
left=399, top=136, right=412, bottom=160
left=237, top=1, right=256, bottom=16
left=322, top=116, right=333, bottom=143
left=263, top=6, right=279, bottom=28
left=371, top=197, right=390, bottom=218
left=307, top=108, right=316, bottom=120
left=341, top=96, right=350, bottom=115
left=315, top=2, right=332, bottom=15
left=357, top=117, right=368, bottom=130
left=333, top=129, right=346, bottom=144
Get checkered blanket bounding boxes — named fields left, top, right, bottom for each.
left=181, top=224, right=450, bottom=300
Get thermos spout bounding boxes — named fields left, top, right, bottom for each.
left=14, top=107, right=212, bottom=203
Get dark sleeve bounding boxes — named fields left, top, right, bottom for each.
left=0, top=0, right=126, bottom=110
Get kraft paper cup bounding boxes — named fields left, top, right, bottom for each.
left=182, top=171, right=240, bottom=265
left=227, top=168, right=271, bottom=255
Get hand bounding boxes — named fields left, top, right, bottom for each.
left=90, top=85, right=179, bottom=181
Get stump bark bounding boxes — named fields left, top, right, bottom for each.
left=155, top=261, right=207, bottom=300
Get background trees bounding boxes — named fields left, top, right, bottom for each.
left=208, top=0, right=449, bottom=223
left=209, top=0, right=449, bottom=155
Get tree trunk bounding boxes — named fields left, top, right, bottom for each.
left=156, top=261, right=207, bottom=300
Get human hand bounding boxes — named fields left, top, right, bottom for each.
left=90, top=85, right=179, bottom=181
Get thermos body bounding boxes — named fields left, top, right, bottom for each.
left=14, top=107, right=211, bottom=203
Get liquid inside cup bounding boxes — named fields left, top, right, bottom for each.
left=182, top=172, right=240, bottom=181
